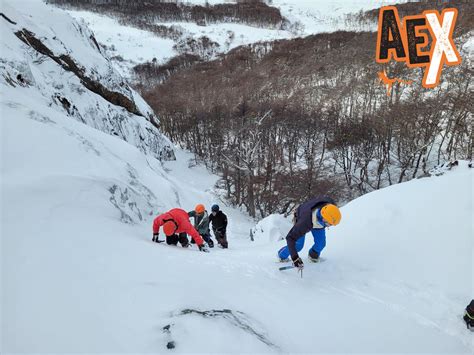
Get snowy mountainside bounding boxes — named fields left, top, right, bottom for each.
left=1, top=0, right=173, bottom=160
left=3, top=91, right=473, bottom=352
left=1, top=81, right=258, bottom=352
left=65, top=0, right=404, bottom=77
left=2, top=0, right=473, bottom=353
left=65, top=8, right=296, bottom=76
left=2, top=58, right=473, bottom=352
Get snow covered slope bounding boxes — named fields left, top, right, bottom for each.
left=2, top=0, right=473, bottom=353
left=1, top=0, right=173, bottom=160
left=63, top=10, right=179, bottom=77
left=3, top=90, right=473, bottom=352
left=65, top=8, right=295, bottom=76
left=3, top=78, right=473, bottom=352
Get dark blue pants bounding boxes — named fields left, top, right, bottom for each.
left=202, top=233, right=214, bottom=247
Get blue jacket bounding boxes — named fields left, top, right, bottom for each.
left=286, top=196, right=335, bottom=259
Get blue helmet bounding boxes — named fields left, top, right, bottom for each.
left=211, top=204, right=220, bottom=212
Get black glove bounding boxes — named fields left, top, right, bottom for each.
left=292, top=255, right=304, bottom=269
left=198, top=244, right=209, bottom=253
left=152, top=233, right=159, bottom=242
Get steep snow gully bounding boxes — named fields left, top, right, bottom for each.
left=1, top=0, right=473, bottom=353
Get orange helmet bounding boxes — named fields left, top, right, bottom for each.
left=320, top=204, right=341, bottom=226
left=163, top=220, right=177, bottom=236
left=195, top=204, right=205, bottom=214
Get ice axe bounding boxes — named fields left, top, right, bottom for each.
left=279, top=265, right=303, bottom=278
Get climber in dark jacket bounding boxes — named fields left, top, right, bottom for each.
left=209, top=204, right=228, bottom=248
left=277, top=196, right=341, bottom=269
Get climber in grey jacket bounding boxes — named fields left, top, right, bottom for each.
left=188, top=204, right=214, bottom=248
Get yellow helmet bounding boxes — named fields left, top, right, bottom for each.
left=320, top=204, right=341, bottom=226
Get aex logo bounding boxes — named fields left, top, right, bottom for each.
left=376, top=6, right=461, bottom=89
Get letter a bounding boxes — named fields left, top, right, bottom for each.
left=376, top=7, right=407, bottom=63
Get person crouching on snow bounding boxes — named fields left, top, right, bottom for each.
left=152, top=208, right=209, bottom=252
left=464, top=300, right=474, bottom=330
left=277, top=196, right=341, bottom=269
left=188, top=204, right=214, bottom=248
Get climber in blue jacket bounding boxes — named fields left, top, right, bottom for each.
left=277, top=196, right=342, bottom=269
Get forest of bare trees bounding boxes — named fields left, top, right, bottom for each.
left=348, top=0, right=474, bottom=38
left=47, top=0, right=286, bottom=29
left=137, top=28, right=472, bottom=217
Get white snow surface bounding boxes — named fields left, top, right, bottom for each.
left=251, top=213, right=293, bottom=244
left=2, top=0, right=474, bottom=353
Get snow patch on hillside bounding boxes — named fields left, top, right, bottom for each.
left=462, top=31, right=474, bottom=57
left=271, top=0, right=404, bottom=34
left=66, top=9, right=295, bottom=76
left=251, top=213, right=293, bottom=244
left=66, top=10, right=177, bottom=77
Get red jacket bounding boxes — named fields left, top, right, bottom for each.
left=153, top=208, right=204, bottom=245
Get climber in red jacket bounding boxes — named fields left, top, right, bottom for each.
left=152, top=208, right=209, bottom=252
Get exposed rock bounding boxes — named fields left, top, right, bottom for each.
left=15, top=28, right=143, bottom=117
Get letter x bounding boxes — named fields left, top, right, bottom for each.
left=424, top=9, right=461, bottom=88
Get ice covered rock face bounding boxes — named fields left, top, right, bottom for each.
left=0, top=0, right=174, bottom=161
